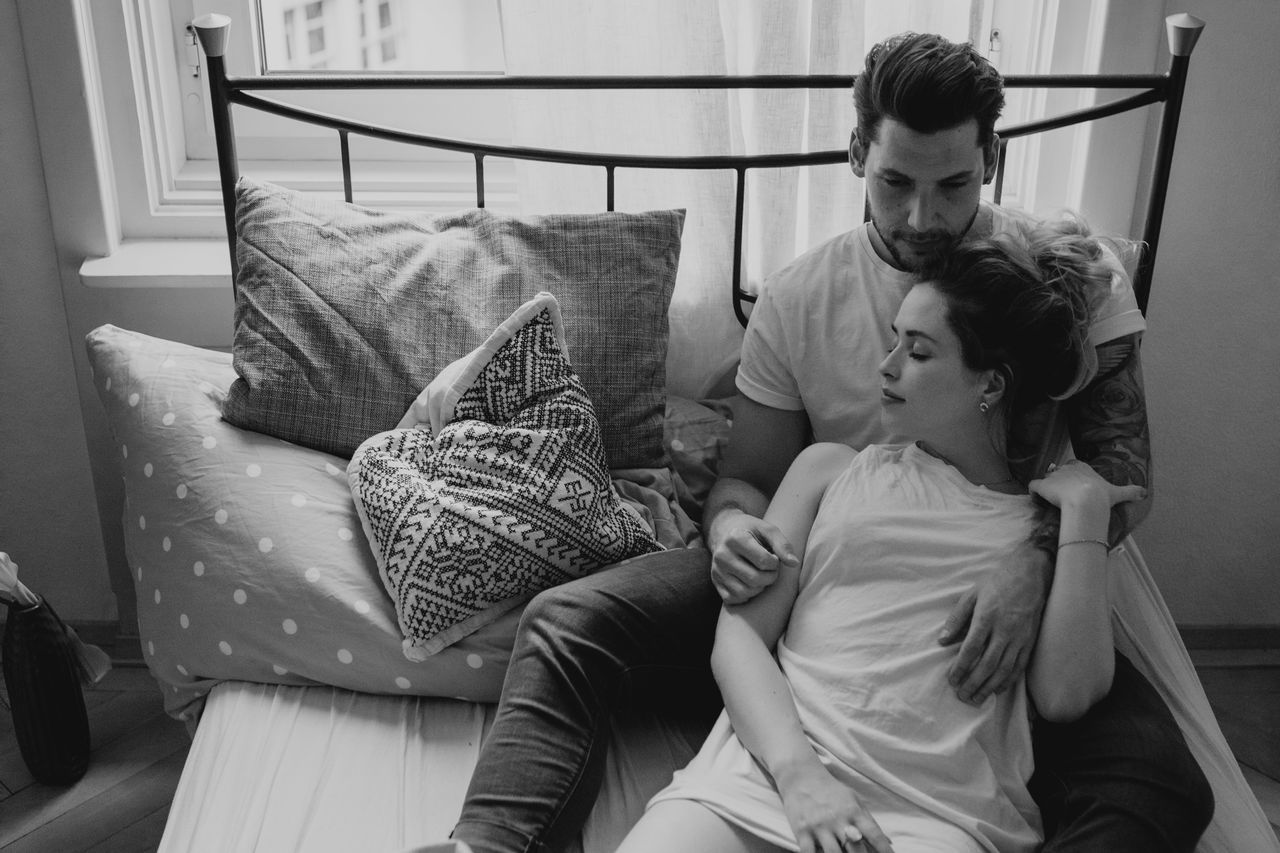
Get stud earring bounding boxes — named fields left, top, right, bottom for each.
left=979, top=401, right=991, bottom=413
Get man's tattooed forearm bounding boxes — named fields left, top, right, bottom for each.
left=1072, top=350, right=1151, bottom=490
left=1070, top=338, right=1152, bottom=541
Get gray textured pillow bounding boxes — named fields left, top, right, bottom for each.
left=222, top=177, right=684, bottom=469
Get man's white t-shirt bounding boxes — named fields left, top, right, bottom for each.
left=736, top=203, right=1146, bottom=451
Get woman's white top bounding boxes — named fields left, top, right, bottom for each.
left=649, top=444, right=1044, bottom=852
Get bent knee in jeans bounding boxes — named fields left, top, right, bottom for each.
left=1031, top=652, right=1213, bottom=851
left=514, top=549, right=720, bottom=702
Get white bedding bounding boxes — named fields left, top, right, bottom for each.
left=159, top=681, right=706, bottom=853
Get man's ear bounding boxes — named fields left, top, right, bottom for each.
left=849, top=130, right=867, bottom=178
left=981, top=133, right=1001, bottom=185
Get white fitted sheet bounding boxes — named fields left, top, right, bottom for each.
left=159, top=681, right=705, bottom=853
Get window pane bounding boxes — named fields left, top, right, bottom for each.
left=257, top=0, right=504, bottom=73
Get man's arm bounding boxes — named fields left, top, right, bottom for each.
left=1064, top=332, right=1153, bottom=544
left=703, top=394, right=810, bottom=603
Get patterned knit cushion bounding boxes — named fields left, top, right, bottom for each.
left=223, top=177, right=684, bottom=469
left=349, top=293, right=661, bottom=658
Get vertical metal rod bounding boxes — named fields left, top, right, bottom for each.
left=993, top=138, right=1009, bottom=205
left=474, top=154, right=486, bottom=208
left=1137, top=55, right=1194, bottom=314
left=1136, top=13, right=1204, bottom=314
left=206, top=56, right=239, bottom=284
left=606, top=165, right=615, bottom=212
left=192, top=16, right=239, bottom=285
left=732, top=167, right=750, bottom=327
left=339, top=131, right=353, bottom=203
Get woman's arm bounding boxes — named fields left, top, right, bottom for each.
left=1026, top=461, right=1143, bottom=721
left=712, top=443, right=893, bottom=853
left=711, top=444, right=828, bottom=776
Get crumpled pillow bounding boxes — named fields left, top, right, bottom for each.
left=349, top=293, right=662, bottom=659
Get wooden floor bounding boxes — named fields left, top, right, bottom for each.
left=1, top=654, right=1278, bottom=851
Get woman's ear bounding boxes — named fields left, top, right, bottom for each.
left=849, top=130, right=867, bottom=178
left=980, top=368, right=1008, bottom=410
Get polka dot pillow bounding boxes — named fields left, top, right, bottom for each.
left=84, top=324, right=519, bottom=722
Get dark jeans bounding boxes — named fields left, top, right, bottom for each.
left=1031, top=652, right=1215, bottom=851
left=452, top=549, right=1213, bottom=853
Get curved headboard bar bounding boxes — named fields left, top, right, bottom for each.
left=193, top=13, right=1204, bottom=323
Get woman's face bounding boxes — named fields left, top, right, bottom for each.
left=878, top=283, right=991, bottom=447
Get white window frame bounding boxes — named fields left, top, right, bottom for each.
left=83, top=0, right=514, bottom=246
left=22, top=0, right=1167, bottom=284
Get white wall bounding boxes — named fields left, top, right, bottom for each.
left=0, top=0, right=115, bottom=623
left=1134, top=0, right=1280, bottom=625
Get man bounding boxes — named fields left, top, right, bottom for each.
left=449, top=32, right=1212, bottom=853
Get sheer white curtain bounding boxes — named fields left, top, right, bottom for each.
left=499, top=1, right=977, bottom=394
left=498, top=1, right=973, bottom=398
left=496, top=7, right=1280, bottom=852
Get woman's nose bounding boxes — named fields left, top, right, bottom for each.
left=879, top=350, right=895, bottom=377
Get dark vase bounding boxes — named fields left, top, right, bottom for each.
left=2, top=598, right=91, bottom=785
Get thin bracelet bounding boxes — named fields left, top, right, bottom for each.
left=1057, top=537, right=1109, bottom=551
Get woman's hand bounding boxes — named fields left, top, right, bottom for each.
left=775, top=759, right=895, bottom=853
left=1028, top=459, right=1146, bottom=513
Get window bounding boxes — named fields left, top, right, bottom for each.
left=258, top=0, right=498, bottom=73
left=46, top=0, right=1165, bottom=253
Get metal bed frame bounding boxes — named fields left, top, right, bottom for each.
left=193, top=13, right=1204, bottom=324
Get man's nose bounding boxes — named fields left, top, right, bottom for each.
left=906, top=190, right=937, bottom=231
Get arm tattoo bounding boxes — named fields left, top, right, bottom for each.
left=1067, top=334, right=1152, bottom=542
left=1030, top=503, right=1061, bottom=555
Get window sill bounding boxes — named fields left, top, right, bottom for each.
left=79, top=240, right=232, bottom=289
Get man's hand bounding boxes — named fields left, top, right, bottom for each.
left=708, top=509, right=799, bottom=604
left=702, top=396, right=808, bottom=604
left=938, top=542, right=1052, bottom=704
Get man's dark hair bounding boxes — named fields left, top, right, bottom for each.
left=854, top=32, right=1005, bottom=147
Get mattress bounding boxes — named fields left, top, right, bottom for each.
left=158, top=681, right=705, bottom=853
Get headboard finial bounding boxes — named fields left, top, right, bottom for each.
left=1166, top=13, right=1205, bottom=57
left=192, top=13, right=232, bottom=59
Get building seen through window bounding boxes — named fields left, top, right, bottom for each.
left=257, top=0, right=504, bottom=73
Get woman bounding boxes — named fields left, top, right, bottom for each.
left=616, top=223, right=1144, bottom=853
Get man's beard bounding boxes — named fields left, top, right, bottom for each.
left=871, top=206, right=980, bottom=272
